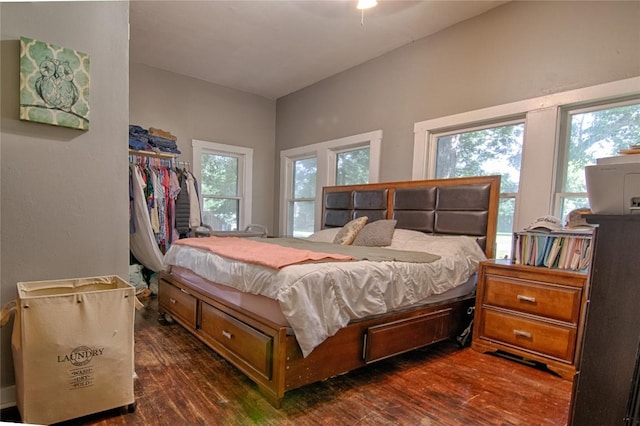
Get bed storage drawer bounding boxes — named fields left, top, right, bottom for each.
left=483, top=275, right=581, bottom=323
left=480, top=308, right=576, bottom=362
left=159, top=279, right=197, bottom=329
left=364, top=308, right=451, bottom=363
left=200, top=302, right=273, bottom=379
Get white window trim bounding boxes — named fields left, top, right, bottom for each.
left=279, top=130, right=382, bottom=236
left=192, top=139, right=253, bottom=230
left=413, top=77, right=640, bottom=231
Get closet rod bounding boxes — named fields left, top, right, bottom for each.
left=128, top=149, right=177, bottom=160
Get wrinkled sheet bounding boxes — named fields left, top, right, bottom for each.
left=163, top=235, right=486, bottom=357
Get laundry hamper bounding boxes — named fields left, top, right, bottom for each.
left=10, top=276, right=136, bottom=425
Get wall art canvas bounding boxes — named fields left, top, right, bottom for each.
left=20, top=36, right=90, bottom=130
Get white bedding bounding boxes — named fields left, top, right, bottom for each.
left=162, top=230, right=486, bottom=357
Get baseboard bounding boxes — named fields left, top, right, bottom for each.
left=0, top=385, right=16, bottom=409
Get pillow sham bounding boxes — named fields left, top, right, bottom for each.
left=306, top=227, right=342, bottom=243
left=352, top=219, right=397, bottom=247
left=388, top=229, right=430, bottom=247
left=333, top=216, right=368, bottom=245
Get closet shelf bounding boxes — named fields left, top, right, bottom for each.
left=129, top=149, right=177, bottom=159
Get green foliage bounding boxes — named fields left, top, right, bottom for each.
left=336, top=148, right=370, bottom=185
left=565, top=103, right=640, bottom=193
left=201, top=153, right=239, bottom=230
left=436, top=124, right=523, bottom=193
left=201, top=153, right=238, bottom=196
left=293, top=157, right=317, bottom=198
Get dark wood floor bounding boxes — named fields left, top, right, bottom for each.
left=2, top=297, right=572, bottom=425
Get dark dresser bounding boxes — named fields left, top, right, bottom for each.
left=570, top=215, right=640, bottom=425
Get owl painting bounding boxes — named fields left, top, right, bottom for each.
left=35, top=57, right=79, bottom=112
left=20, top=36, right=90, bottom=130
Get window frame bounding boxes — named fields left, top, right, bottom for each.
left=554, top=96, right=640, bottom=220
left=279, top=130, right=382, bottom=236
left=192, top=139, right=253, bottom=231
left=413, top=77, right=640, bottom=235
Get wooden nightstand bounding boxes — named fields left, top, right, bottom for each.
left=471, top=259, right=588, bottom=380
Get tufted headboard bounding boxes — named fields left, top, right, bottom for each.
left=321, top=175, right=501, bottom=258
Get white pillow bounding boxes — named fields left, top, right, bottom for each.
left=388, top=229, right=431, bottom=248
left=306, top=228, right=342, bottom=243
left=389, top=231, right=486, bottom=260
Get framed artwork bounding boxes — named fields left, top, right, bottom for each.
left=19, top=36, right=90, bottom=130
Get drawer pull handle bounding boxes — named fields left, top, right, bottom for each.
left=169, top=298, right=176, bottom=305
left=513, top=329, right=532, bottom=338
left=180, top=288, right=190, bottom=295
left=517, top=294, right=536, bottom=303
left=222, top=330, right=233, bottom=340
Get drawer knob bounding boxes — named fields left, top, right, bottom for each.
left=513, top=329, right=532, bottom=339
left=169, top=298, right=176, bottom=305
left=517, top=294, right=536, bottom=303
left=222, top=330, right=233, bottom=340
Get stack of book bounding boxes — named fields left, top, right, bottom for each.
left=618, top=143, right=640, bottom=155
left=512, top=229, right=594, bottom=271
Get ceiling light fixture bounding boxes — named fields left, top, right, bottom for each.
left=357, top=0, right=377, bottom=25
left=357, top=0, right=377, bottom=9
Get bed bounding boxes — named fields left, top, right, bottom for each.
left=158, top=175, right=500, bottom=407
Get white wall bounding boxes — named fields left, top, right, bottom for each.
left=275, top=0, right=640, bottom=233
left=129, top=63, right=277, bottom=232
left=0, top=1, right=130, bottom=404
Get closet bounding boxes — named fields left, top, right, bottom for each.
left=128, top=149, right=200, bottom=273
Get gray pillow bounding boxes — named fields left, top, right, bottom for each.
left=352, top=220, right=397, bottom=247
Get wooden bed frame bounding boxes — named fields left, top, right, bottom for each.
left=158, top=175, right=500, bottom=407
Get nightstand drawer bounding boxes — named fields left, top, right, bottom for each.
left=481, top=309, right=576, bottom=362
left=484, top=274, right=581, bottom=324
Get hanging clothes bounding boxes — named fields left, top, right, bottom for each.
left=186, top=170, right=202, bottom=228
left=129, top=163, right=165, bottom=272
left=129, top=152, right=203, bottom=265
left=174, top=169, right=191, bottom=238
left=169, top=169, right=181, bottom=242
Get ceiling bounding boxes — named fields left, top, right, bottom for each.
left=129, top=1, right=508, bottom=100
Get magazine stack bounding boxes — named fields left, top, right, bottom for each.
left=511, top=228, right=594, bottom=271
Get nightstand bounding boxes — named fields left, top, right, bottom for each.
left=471, top=259, right=588, bottom=380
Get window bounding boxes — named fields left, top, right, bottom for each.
left=280, top=130, right=381, bottom=236
left=335, top=147, right=370, bottom=186
left=431, top=121, right=524, bottom=260
left=192, top=139, right=253, bottom=231
left=414, top=77, right=640, bottom=260
left=556, top=100, right=640, bottom=220
left=290, top=157, right=317, bottom=238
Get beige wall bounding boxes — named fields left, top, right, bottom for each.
left=275, top=0, right=640, bottom=231
left=0, top=1, right=129, bottom=401
left=129, top=63, right=277, bottom=232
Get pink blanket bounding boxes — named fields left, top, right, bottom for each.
left=174, top=237, right=354, bottom=269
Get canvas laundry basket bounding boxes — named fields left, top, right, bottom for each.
left=7, top=276, right=136, bottom=425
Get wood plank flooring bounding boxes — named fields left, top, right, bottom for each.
left=2, top=297, right=572, bottom=425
